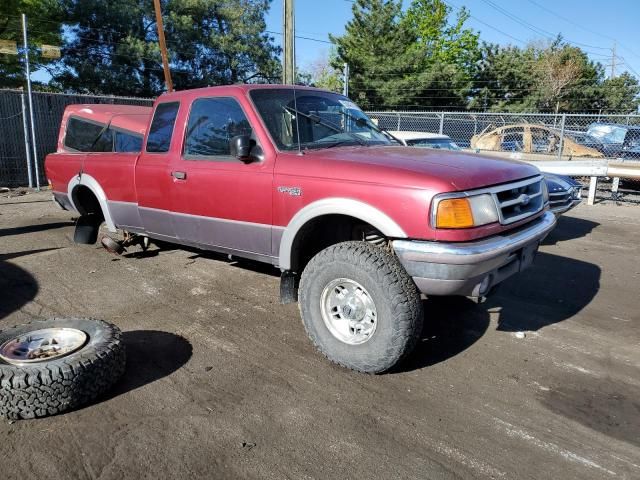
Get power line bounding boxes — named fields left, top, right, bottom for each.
left=526, top=0, right=640, bottom=61
left=441, top=0, right=527, bottom=45
left=477, top=0, right=610, bottom=56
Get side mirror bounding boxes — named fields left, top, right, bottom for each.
left=230, top=135, right=255, bottom=161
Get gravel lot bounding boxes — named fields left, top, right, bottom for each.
left=1, top=190, right=638, bottom=479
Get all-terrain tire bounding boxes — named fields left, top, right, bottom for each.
left=0, top=318, right=126, bottom=420
left=299, top=241, right=423, bottom=373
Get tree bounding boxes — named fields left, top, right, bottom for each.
left=53, top=0, right=280, bottom=96
left=331, top=0, right=480, bottom=109
left=330, top=0, right=419, bottom=108
left=469, top=43, right=537, bottom=112
left=533, top=41, right=592, bottom=113
left=403, top=0, right=480, bottom=71
left=302, top=50, right=343, bottom=92
left=0, top=0, right=63, bottom=89
left=597, top=73, right=640, bottom=113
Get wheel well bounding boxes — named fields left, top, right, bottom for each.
left=71, top=185, right=104, bottom=221
left=289, top=214, right=386, bottom=274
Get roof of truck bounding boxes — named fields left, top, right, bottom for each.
left=156, top=84, right=335, bottom=101
left=64, top=104, right=152, bottom=135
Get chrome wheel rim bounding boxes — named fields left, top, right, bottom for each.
left=0, top=328, right=88, bottom=364
left=320, top=278, right=377, bottom=345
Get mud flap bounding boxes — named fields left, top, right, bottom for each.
left=280, top=271, right=298, bottom=304
left=73, top=215, right=102, bottom=244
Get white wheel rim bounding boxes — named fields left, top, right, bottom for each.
left=0, top=328, right=87, bottom=364
left=320, top=278, right=377, bottom=345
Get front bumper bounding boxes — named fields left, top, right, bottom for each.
left=393, top=211, right=557, bottom=297
left=550, top=198, right=581, bottom=216
left=549, top=186, right=582, bottom=216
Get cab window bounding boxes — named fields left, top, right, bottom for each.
left=184, top=97, right=252, bottom=160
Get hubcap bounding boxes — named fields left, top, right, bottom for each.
left=0, top=328, right=88, bottom=365
left=320, top=278, right=377, bottom=345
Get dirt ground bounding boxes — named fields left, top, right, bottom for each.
left=0, top=190, right=638, bottom=479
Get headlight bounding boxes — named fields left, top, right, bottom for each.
left=572, top=186, right=582, bottom=200
left=434, top=194, right=499, bottom=229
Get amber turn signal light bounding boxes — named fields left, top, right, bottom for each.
left=436, top=198, right=474, bottom=228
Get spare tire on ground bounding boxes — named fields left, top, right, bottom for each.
left=0, top=318, right=126, bottom=420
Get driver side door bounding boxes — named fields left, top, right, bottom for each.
left=169, top=96, right=274, bottom=258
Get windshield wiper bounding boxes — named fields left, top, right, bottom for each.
left=283, top=106, right=366, bottom=147
left=340, top=110, right=402, bottom=145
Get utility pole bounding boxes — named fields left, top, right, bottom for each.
left=342, top=63, right=349, bottom=97
left=611, top=41, right=617, bottom=78
left=22, top=13, right=39, bottom=190
left=283, top=0, right=295, bottom=84
left=153, top=0, right=173, bottom=92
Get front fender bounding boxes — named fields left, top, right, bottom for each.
left=278, top=198, right=407, bottom=270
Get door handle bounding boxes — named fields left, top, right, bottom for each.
left=171, top=171, right=187, bottom=180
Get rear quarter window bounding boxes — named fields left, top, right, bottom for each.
left=115, top=131, right=143, bottom=152
left=64, top=117, right=105, bottom=152
left=146, top=102, right=180, bottom=153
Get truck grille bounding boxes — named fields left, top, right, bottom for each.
left=549, top=190, right=572, bottom=210
left=491, top=176, right=545, bottom=225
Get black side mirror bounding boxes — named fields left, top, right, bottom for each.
left=230, top=135, right=255, bottom=161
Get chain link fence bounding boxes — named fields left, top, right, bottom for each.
left=0, top=89, right=153, bottom=187
left=367, top=111, right=640, bottom=161
left=2, top=90, right=640, bottom=188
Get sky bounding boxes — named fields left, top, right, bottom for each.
left=265, top=0, right=640, bottom=79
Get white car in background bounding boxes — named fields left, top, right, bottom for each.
left=392, top=130, right=582, bottom=216
left=389, top=131, right=462, bottom=150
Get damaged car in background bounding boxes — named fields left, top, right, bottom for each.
left=471, top=124, right=604, bottom=158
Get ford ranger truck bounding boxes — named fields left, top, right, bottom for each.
left=45, top=85, right=556, bottom=373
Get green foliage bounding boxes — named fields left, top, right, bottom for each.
left=0, top=0, right=63, bottom=89
left=52, top=0, right=280, bottom=96
left=471, top=39, right=639, bottom=113
left=332, top=1, right=638, bottom=112
left=330, top=0, right=417, bottom=108
left=597, top=73, right=640, bottom=112
left=403, top=0, right=480, bottom=70
left=303, top=48, right=343, bottom=93
left=331, top=0, right=480, bottom=109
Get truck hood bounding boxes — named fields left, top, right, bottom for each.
left=300, top=145, right=541, bottom=191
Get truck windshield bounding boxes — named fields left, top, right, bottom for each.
left=250, top=88, right=391, bottom=150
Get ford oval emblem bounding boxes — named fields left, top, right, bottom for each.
left=519, top=193, right=531, bottom=205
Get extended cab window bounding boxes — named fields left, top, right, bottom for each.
left=146, top=102, right=179, bottom=153
left=184, top=97, right=252, bottom=159
left=64, top=117, right=106, bottom=152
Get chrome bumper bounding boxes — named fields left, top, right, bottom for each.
left=393, top=211, right=557, bottom=297
left=550, top=198, right=581, bottom=217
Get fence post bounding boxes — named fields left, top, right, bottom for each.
left=439, top=113, right=444, bottom=134
left=22, top=13, right=40, bottom=190
left=396, top=112, right=401, bottom=131
left=20, top=92, right=33, bottom=188
left=587, top=176, right=598, bottom=206
left=557, top=113, right=566, bottom=161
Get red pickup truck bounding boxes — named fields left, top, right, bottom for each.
left=45, top=85, right=556, bottom=373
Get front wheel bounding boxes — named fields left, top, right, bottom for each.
left=299, top=242, right=423, bottom=373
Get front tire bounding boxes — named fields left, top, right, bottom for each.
left=299, top=242, right=423, bottom=373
